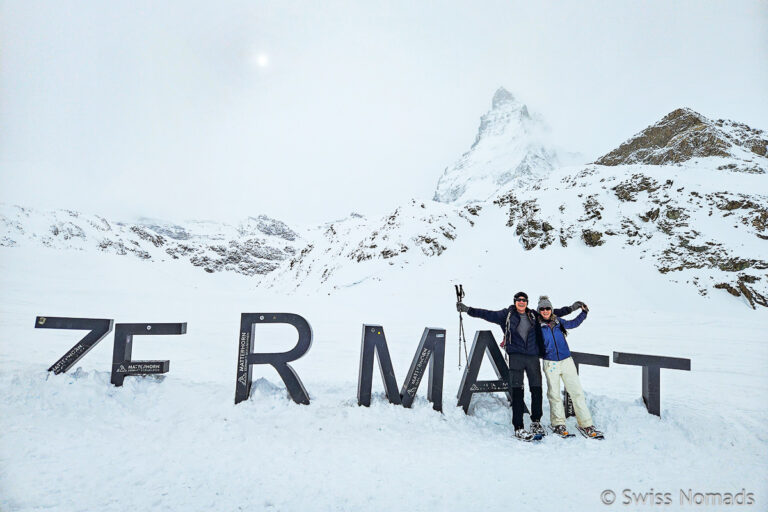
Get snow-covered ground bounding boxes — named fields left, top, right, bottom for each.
left=2, top=199, right=767, bottom=510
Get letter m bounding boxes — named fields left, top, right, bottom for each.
left=357, top=325, right=445, bottom=411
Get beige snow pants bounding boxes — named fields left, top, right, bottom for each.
left=543, top=357, right=593, bottom=428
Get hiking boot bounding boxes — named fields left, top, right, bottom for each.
left=551, top=424, right=574, bottom=438
left=577, top=425, right=604, bottom=440
left=530, top=421, right=547, bottom=436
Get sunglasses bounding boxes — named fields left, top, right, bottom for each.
left=539, top=307, right=552, bottom=311
left=515, top=298, right=528, bottom=303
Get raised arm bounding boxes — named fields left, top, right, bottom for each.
left=467, top=306, right=509, bottom=327
left=553, top=301, right=587, bottom=317
left=561, top=309, right=587, bottom=329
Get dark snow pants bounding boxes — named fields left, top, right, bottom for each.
left=508, top=353, right=543, bottom=430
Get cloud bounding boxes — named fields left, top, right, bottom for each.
left=2, top=0, right=766, bottom=224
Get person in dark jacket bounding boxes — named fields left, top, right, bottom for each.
left=456, top=291, right=581, bottom=441
left=536, top=295, right=603, bottom=440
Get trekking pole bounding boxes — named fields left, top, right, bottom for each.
left=455, top=284, right=469, bottom=369
left=459, top=285, right=468, bottom=364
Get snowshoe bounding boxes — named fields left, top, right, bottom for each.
left=577, top=425, right=604, bottom=440
left=514, top=428, right=541, bottom=442
left=551, top=424, right=576, bottom=438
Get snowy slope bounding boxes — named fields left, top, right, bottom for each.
left=4, top=99, right=764, bottom=309
left=491, top=159, right=768, bottom=308
left=260, top=200, right=482, bottom=291
left=265, top=161, right=767, bottom=309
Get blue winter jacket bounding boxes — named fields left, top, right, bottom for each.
left=540, top=310, right=588, bottom=361
left=467, top=304, right=574, bottom=356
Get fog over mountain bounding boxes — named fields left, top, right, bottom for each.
left=2, top=1, right=766, bottom=224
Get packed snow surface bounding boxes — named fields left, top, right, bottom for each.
left=1, top=219, right=767, bottom=511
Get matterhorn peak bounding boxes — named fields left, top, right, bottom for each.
left=491, top=87, right=515, bottom=108
left=489, top=87, right=530, bottom=120
left=433, top=87, right=557, bottom=203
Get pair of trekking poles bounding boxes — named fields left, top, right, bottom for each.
left=455, top=284, right=468, bottom=369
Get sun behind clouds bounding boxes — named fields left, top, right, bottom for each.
left=252, top=52, right=269, bottom=68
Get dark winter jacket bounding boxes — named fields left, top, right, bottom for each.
left=539, top=310, right=588, bottom=361
left=467, top=304, right=574, bottom=356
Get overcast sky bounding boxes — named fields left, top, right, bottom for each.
left=2, top=1, right=767, bottom=226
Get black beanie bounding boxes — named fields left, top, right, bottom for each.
left=514, top=291, right=528, bottom=301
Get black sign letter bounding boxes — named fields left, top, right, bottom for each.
left=399, top=328, right=445, bottom=411
left=111, top=322, right=187, bottom=386
left=234, top=313, right=312, bottom=405
left=35, top=316, right=114, bottom=374
left=613, top=351, right=691, bottom=417
left=357, top=325, right=402, bottom=407
left=456, top=331, right=515, bottom=414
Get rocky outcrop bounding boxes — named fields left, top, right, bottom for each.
left=715, top=275, right=768, bottom=310
left=493, top=194, right=556, bottom=249
left=581, top=229, right=604, bottom=247
left=596, top=108, right=767, bottom=173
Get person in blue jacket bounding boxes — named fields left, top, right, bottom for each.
left=536, top=295, right=604, bottom=439
left=457, top=291, right=581, bottom=441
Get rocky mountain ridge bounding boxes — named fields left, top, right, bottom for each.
left=266, top=104, right=767, bottom=308
left=2, top=92, right=766, bottom=308
left=595, top=107, right=767, bottom=173
left=260, top=200, right=482, bottom=290
left=493, top=160, right=767, bottom=308
left=0, top=206, right=301, bottom=276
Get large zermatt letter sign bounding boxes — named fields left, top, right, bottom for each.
left=36, top=312, right=692, bottom=418
left=234, top=313, right=312, bottom=405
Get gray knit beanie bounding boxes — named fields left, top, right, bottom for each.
left=537, top=295, right=553, bottom=310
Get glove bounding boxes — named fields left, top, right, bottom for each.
left=581, top=303, right=589, bottom=312
left=571, top=301, right=583, bottom=310
left=456, top=302, right=469, bottom=313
